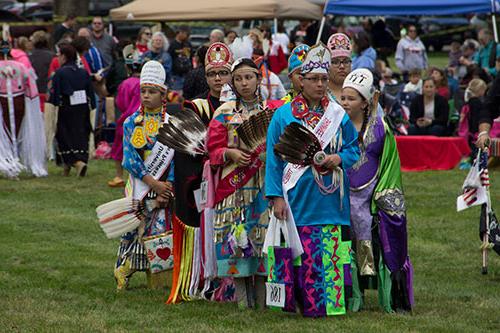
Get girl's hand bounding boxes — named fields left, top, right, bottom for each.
left=226, top=148, right=251, bottom=167
left=322, top=154, right=342, bottom=170
left=272, top=197, right=288, bottom=220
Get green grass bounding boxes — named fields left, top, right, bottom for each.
left=1, top=160, right=499, bottom=332
left=387, top=52, right=450, bottom=74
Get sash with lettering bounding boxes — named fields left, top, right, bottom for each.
left=214, top=144, right=265, bottom=205
left=281, top=101, right=345, bottom=225
left=132, top=117, right=175, bottom=200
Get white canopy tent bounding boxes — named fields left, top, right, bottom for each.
left=110, top=0, right=322, bottom=21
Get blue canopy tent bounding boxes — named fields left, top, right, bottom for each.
left=324, top=0, right=499, bottom=16
left=318, top=0, right=500, bottom=42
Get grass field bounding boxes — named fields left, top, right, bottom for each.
left=1, top=159, right=499, bottom=332
left=387, top=52, right=449, bottom=73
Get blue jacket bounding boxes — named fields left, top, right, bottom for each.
left=352, top=47, right=377, bottom=71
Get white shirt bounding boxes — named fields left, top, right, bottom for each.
left=260, top=71, right=286, bottom=100
left=424, top=98, right=435, bottom=120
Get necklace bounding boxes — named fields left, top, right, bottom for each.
left=292, top=94, right=329, bottom=129
left=131, top=104, right=166, bottom=148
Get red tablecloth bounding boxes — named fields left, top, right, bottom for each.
left=396, top=136, right=471, bottom=172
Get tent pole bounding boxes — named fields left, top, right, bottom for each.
left=274, top=17, right=278, bottom=35
left=316, top=0, right=329, bottom=44
left=493, top=14, right=499, bottom=43
left=316, top=16, right=326, bottom=44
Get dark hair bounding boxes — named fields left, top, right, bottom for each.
left=431, top=67, right=448, bottom=88
left=226, top=30, right=237, bottom=37
left=408, top=68, right=422, bottom=76
left=353, top=31, right=371, bottom=53
left=65, top=14, right=76, bottom=21
left=196, top=45, right=208, bottom=66
left=358, top=103, right=370, bottom=145
left=177, top=25, right=190, bottom=34
left=59, top=43, right=77, bottom=63
left=71, top=36, right=90, bottom=54
left=422, top=77, right=435, bottom=86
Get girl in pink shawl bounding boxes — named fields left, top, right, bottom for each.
left=107, top=48, right=142, bottom=187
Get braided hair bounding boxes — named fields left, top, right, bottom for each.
left=358, top=101, right=371, bottom=145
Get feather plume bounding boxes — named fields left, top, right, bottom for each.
left=96, top=197, right=145, bottom=239
left=157, top=109, right=207, bottom=156
left=229, top=36, right=253, bottom=60
left=274, top=122, right=322, bottom=166
left=236, top=108, right=275, bottom=153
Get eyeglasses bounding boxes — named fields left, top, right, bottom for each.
left=303, top=76, right=329, bottom=84
left=331, top=59, right=352, bottom=67
left=144, top=32, right=152, bottom=36
left=206, top=70, right=230, bottom=78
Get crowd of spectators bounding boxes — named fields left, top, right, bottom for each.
left=3, top=15, right=499, bottom=176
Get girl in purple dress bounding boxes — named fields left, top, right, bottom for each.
left=342, top=68, right=414, bottom=313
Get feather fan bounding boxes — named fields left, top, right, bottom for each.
left=236, top=108, right=276, bottom=153
left=157, top=109, right=207, bottom=156
left=96, top=197, right=146, bottom=239
left=274, top=122, right=323, bottom=166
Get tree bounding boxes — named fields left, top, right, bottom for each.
left=54, top=0, right=89, bottom=19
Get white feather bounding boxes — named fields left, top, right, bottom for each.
left=229, top=36, right=253, bottom=60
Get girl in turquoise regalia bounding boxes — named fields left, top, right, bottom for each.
left=114, top=61, right=175, bottom=291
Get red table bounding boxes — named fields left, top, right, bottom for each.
left=395, top=136, right=471, bottom=172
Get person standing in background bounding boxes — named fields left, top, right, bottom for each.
left=29, top=31, right=54, bottom=111
left=168, top=25, right=193, bottom=92
left=182, top=45, right=209, bottom=100
left=209, top=29, right=225, bottom=44
left=225, top=30, right=238, bottom=45
left=50, top=43, right=95, bottom=177
left=53, top=15, right=76, bottom=45
left=142, top=32, right=172, bottom=85
left=290, top=20, right=309, bottom=46
left=108, top=45, right=142, bottom=187
left=476, top=59, right=500, bottom=149
left=77, top=28, right=106, bottom=83
left=351, top=31, right=377, bottom=71
left=395, top=25, right=428, bottom=81
left=90, top=16, right=116, bottom=69
left=135, top=26, right=152, bottom=56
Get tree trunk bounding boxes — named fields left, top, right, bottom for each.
left=54, top=0, right=89, bottom=18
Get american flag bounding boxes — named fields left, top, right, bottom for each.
left=457, top=150, right=490, bottom=212
left=479, top=150, right=490, bottom=188
left=463, top=188, right=479, bottom=206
